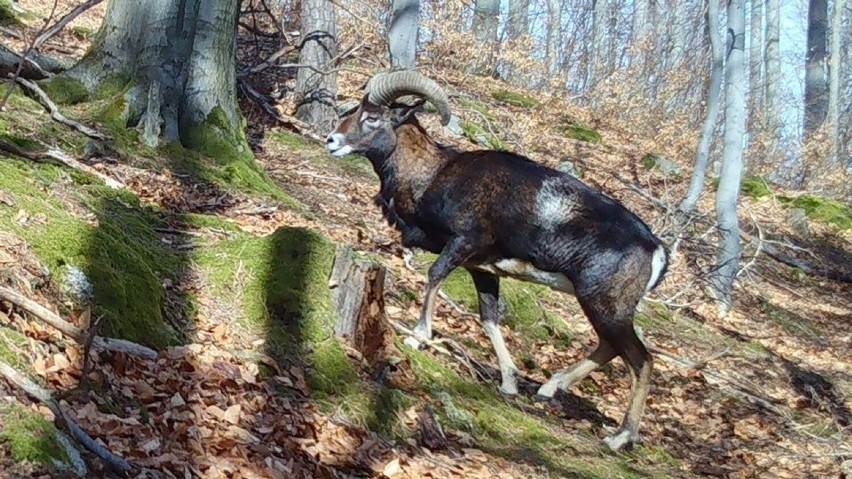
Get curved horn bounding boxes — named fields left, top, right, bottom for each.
left=366, top=71, right=452, bottom=126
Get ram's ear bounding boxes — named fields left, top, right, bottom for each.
left=388, top=99, right=426, bottom=127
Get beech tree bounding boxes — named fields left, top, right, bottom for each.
left=65, top=0, right=243, bottom=152
left=681, top=0, right=724, bottom=215
left=295, top=0, right=338, bottom=135
left=389, top=0, right=419, bottom=69
left=804, top=0, right=828, bottom=135
left=711, top=0, right=747, bottom=315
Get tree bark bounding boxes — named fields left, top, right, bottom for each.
left=680, top=0, right=724, bottom=214
left=711, top=0, right=747, bottom=316
left=505, top=0, right=529, bottom=83
left=471, top=0, right=500, bottom=75
left=804, top=0, right=829, bottom=135
left=295, top=0, right=338, bottom=135
left=66, top=0, right=243, bottom=151
left=764, top=0, right=781, bottom=147
left=545, top=0, right=562, bottom=76
left=388, top=0, right=419, bottom=70
left=749, top=0, right=763, bottom=120
left=631, top=0, right=651, bottom=71
left=590, top=0, right=610, bottom=88
left=827, top=0, right=846, bottom=170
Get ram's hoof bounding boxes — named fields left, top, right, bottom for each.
left=403, top=336, right=425, bottom=350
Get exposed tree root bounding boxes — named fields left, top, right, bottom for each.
left=0, top=139, right=123, bottom=189
left=0, top=285, right=158, bottom=360
left=0, top=359, right=134, bottom=476
left=11, top=76, right=108, bottom=141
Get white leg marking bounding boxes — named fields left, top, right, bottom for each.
left=482, top=320, right=519, bottom=395
left=603, top=429, right=636, bottom=451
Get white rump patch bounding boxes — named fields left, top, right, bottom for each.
left=535, top=178, right=575, bottom=229
left=645, top=245, right=667, bottom=292
left=471, top=259, right=574, bottom=294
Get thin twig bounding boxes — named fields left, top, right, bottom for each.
left=0, top=359, right=134, bottom=475
left=0, top=139, right=123, bottom=189
left=0, top=286, right=157, bottom=360
left=0, top=0, right=60, bottom=110
left=32, top=0, right=104, bottom=49
left=12, top=75, right=108, bottom=141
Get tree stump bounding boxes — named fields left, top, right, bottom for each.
left=329, top=247, right=412, bottom=386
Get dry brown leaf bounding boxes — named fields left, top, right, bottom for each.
left=223, top=404, right=242, bottom=425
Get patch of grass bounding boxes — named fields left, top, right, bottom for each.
left=0, top=403, right=67, bottom=465
left=557, top=115, right=602, bottom=144
left=779, top=195, right=852, bottom=230
left=759, top=301, right=823, bottom=338
left=460, top=120, right=506, bottom=150
left=491, top=89, right=539, bottom=108
left=0, top=0, right=22, bottom=25
left=0, top=159, right=186, bottom=347
left=0, top=132, right=41, bottom=152
left=0, top=326, right=28, bottom=368
left=268, top=130, right=313, bottom=149
left=195, top=227, right=368, bottom=414
left=71, top=25, right=93, bottom=39
left=741, top=175, right=771, bottom=199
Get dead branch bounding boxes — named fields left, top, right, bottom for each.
left=32, top=0, right=105, bottom=49
left=0, top=359, right=134, bottom=475
left=238, top=79, right=325, bottom=142
left=0, top=0, right=60, bottom=110
left=760, top=241, right=852, bottom=284
left=0, top=138, right=123, bottom=189
left=0, top=286, right=158, bottom=360
left=0, top=42, right=50, bottom=79
left=12, top=75, right=108, bottom=141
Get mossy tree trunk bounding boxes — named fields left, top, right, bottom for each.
left=64, top=0, right=245, bottom=153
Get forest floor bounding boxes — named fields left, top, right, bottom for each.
left=0, top=1, right=850, bottom=478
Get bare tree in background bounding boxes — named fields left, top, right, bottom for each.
left=749, top=0, right=764, bottom=120
left=681, top=0, right=724, bottom=215
left=505, top=0, right=529, bottom=82
left=545, top=0, right=562, bottom=76
left=711, top=0, right=746, bottom=315
left=389, top=0, right=419, bottom=69
left=295, top=0, right=338, bottom=135
left=471, top=0, right=499, bottom=74
left=590, top=0, right=610, bottom=88
left=827, top=0, right=847, bottom=169
left=631, top=0, right=651, bottom=72
left=804, top=0, right=828, bottom=136
left=65, top=0, right=243, bottom=151
left=764, top=0, right=781, bottom=148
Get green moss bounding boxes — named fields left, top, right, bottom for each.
left=0, top=132, right=41, bottom=152
left=38, top=76, right=90, bottom=105
left=269, top=130, right=313, bottom=149
left=760, top=301, right=823, bottom=338
left=741, top=175, right=771, bottom=199
left=0, top=326, right=28, bottom=368
left=0, top=0, right=22, bottom=26
left=0, top=404, right=67, bottom=465
left=71, top=26, right=93, bottom=39
left=460, top=120, right=506, bottom=150
left=779, top=195, right=852, bottom=230
left=457, top=98, right=495, bottom=120
left=491, top=89, right=539, bottom=108
left=558, top=116, right=602, bottom=144
left=0, top=160, right=185, bottom=347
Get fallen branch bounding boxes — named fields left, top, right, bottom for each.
left=0, top=286, right=157, bottom=360
left=32, top=0, right=104, bottom=49
left=760, top=241, right=852, bottom=284
left=0, top=139, right=123, bottom=189
left=12, top=75, right=108, bottom=141
left=237, top=79, right=325, bottom=142
left=0, top=359, right=134, bottom=475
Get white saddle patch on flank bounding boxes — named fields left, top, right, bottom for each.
left=471, top=258, right=574, bottom=294
left=535, top=178, right=576, bottom=229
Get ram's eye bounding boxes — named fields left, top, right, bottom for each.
left=360, top=113, right=381, bottom=126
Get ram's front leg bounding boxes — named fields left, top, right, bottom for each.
left=404, top=236, right=479, bottom=349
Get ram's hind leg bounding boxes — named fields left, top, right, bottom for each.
left=469, top=270, right=520, bottom=395
left=602, top=324, right=653, bottom=451
left=534, top=341, right=616, bottom=400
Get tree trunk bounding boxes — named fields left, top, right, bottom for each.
left=764, top=0, right=781, bottom=146
left=66, top=0, right=243, bottom=151
left=471, top=0, right=499, bottom=75
left=711, top=0, right=746, bottom=316
left=388, top=0, right=419, bottom=70
left=680, top=0, right=724, bottom=214
left=749, top=0, right=763, bottom=121
left=827, top=0, right=846, bottom=170
left=545, top=0, right=562, bottom=76
left=295, top=0, right=338, bottom=135
left=804, top=0, right=828, bottom=135
left=631, top=1, right=650, bottom=71
left=505, top=0, right=529, bottom=83
left=590, top=0, right=609, bottom=88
